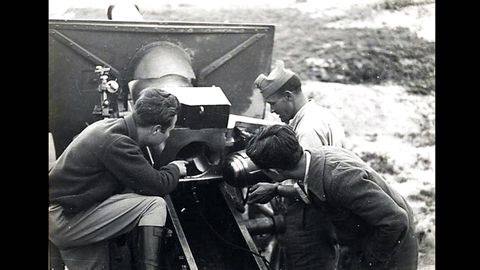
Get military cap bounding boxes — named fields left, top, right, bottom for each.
left=253, top=60, right=298, bottom=99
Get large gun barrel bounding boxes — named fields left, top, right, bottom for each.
left=223, top=149, right=266, bottom=188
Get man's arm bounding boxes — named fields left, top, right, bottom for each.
left=247, top=182, right=305, bottom=204
left=102, top=137, right=181, bottom=196
left=333, top=169, right=409, bottom=265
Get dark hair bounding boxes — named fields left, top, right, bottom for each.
left=133, top=87, right=180, bottom=131
left=246, top=125, right=303, bottom=170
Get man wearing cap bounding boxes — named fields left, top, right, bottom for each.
left=254, top=60, right=346, bottom=149
left=249, top=61, right=347, bottom=270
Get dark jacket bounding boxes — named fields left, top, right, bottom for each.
left=49, top=114, right=180, bottom=215
left=306, top=147, right=417, bottom=270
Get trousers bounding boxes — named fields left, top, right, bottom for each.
left=279, top=200, right=338, bottom=270
left=48, top=193, right=167, bottom=269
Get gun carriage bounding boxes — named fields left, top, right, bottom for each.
left=49, top=18, right=284, bottom=270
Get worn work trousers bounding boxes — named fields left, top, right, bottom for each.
left=48, top=193, right=167, bottom=270
left=279, top=200, right=338, bottom=270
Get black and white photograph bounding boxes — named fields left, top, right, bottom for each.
left=48, top=0, right=435, bottom=269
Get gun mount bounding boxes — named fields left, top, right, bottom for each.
left=49, top=18, right=283, bottom=270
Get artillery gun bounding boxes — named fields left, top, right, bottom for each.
left=49, top=15, right=284, bottom=270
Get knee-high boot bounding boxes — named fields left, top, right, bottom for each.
left=135, top=226, right=166, bottom=270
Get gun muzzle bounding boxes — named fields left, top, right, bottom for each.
left=222, top=150, right=267, bottom=188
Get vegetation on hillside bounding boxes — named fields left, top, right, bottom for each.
left=71, top=6, right=435, bottom=95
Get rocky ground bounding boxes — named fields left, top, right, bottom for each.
left=51, top=0, right=435, bottom=269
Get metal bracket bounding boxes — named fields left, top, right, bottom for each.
left=198, top=33, right=266, bottom=82
left=218, top=182, right=270, bottom=270
left=165, top=195, right=199, bottom=270
left=49, top=29, right=121, bottom=78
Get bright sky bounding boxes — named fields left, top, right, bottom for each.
left=49, top=0, right=295, bottom=13
left=49, top=0, right=384, bottom=18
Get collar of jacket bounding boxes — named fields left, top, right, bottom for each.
left=123, top=113, right=139, bottom=143
left=305, top=148, right=327, bottom=202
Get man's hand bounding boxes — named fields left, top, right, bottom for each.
left=262, top=169, right=287, bottom=182
left=169, top=160, right=188, bottom=177
left=247, top=182, right=279, bottom=204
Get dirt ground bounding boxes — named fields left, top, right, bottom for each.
left=51, top=0, right=435, bottom=269
left=300, top=82, right=435, bottom=270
